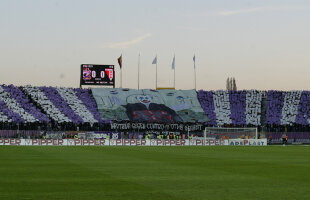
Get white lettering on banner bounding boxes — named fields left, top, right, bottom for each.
left=30, top=139, right=64, bottom=146
left=189, top=139, right=226, bottom=146
left=0, top=139, right=267, bottom=146
left=228, top=139, right=267, bottom=146
left=110, top=123, right=131, bottom=130
left=0, top=138, right=21, bottom=145
left=149, top=139, right=187, bottom=146
left=110, top=122, right=204, bottom=132
left=72, top=139, right=107, bottom=146
left=109, top=139, right=147, bottom=146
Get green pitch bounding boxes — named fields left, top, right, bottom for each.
left=0, top=146, right=310, bottom=200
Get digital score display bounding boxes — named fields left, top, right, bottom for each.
left=80, top=64, right=115, bottom=87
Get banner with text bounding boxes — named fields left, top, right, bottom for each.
left=92, top=88, right=209, bottom=123
left=0, top=139, right=267, bottom=146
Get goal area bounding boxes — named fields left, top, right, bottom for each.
left=204, top=127, right=258, bottom=140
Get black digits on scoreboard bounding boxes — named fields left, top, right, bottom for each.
left=80, top=64, right=115, bottom=86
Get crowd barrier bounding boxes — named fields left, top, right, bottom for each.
left=0, top=138, right=267, bottom=146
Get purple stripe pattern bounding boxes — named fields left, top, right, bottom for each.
left=40, top=86, right=84, bottom=124
left=197, top=90, right=217, bottom=125
left=229, top=91, right=246, bottom=125
left=74, top=88, right=103, bottom=123
left=296, top=91, right=310, bottom=125
left=2, top=85, right=50, bottom=123
left=265, top=91, right=285, bottom=125
left=0, top=99, right=24, bottom=123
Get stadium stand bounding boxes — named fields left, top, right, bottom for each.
left=296, top=91, right=310, bottom=125
left=56, top=87, right=98, bottom=124
left=0, top=85, right=40, bottom=123
left=22, top=85, right=102, bottom=125
left=229, top=91, right=246, bottom=125
left=1, top=84, right=310, bottom=143
left=265, top=91, right=310, bottom=126
left=40, top=86, right=84, bottom=124
left=197, top=90, right=217, bottom=125
left=265, top=90, right=285, bottom=125
left=245, top=90, right=262, bottom=126
left=0, top=111, right=9, bottom=123
left=280, top=91, right=302, bottom=125
left=23, top=85, right=71, bottom=123
left=74, top=88, right=103, bottom=123
left=213, top=90, right=233, bottom=126
left=2, top=84, right=50, bottom=123
left=197, top=90, right=262, bottom=126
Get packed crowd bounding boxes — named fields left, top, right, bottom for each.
left=1, top=84, right=310, bottom=133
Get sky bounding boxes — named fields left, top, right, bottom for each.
left=0, top=0, right=310, bottom=90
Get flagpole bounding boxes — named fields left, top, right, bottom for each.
left=138, top=53, right=140, bottom=90
left=173, top=54, right=176, bottom=89
left=121, top=54, right=123, bottom=88
left=194, top=55, right=196, bottom=90
left=121, top=69, right=122, bottom=88
left=156, top=54, right=158, bottom=90
left=174, top=67, right=176, bottom=89
left=194, top=64, right=196, bottom=90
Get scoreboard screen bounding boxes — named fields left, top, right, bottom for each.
left=80, top=64, right=115, bottom=86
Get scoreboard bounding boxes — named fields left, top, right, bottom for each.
left=80, top=64, right=115, bottom=87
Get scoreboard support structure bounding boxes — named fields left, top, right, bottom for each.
left=80, top=64, right=115, bottom=88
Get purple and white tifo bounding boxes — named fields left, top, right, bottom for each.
left=1, top=84, right=310, bottom=126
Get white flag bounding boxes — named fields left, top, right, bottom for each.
left=172, top=55, right=175, bottom=70
left=152, top=56, right=157, bottom=64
